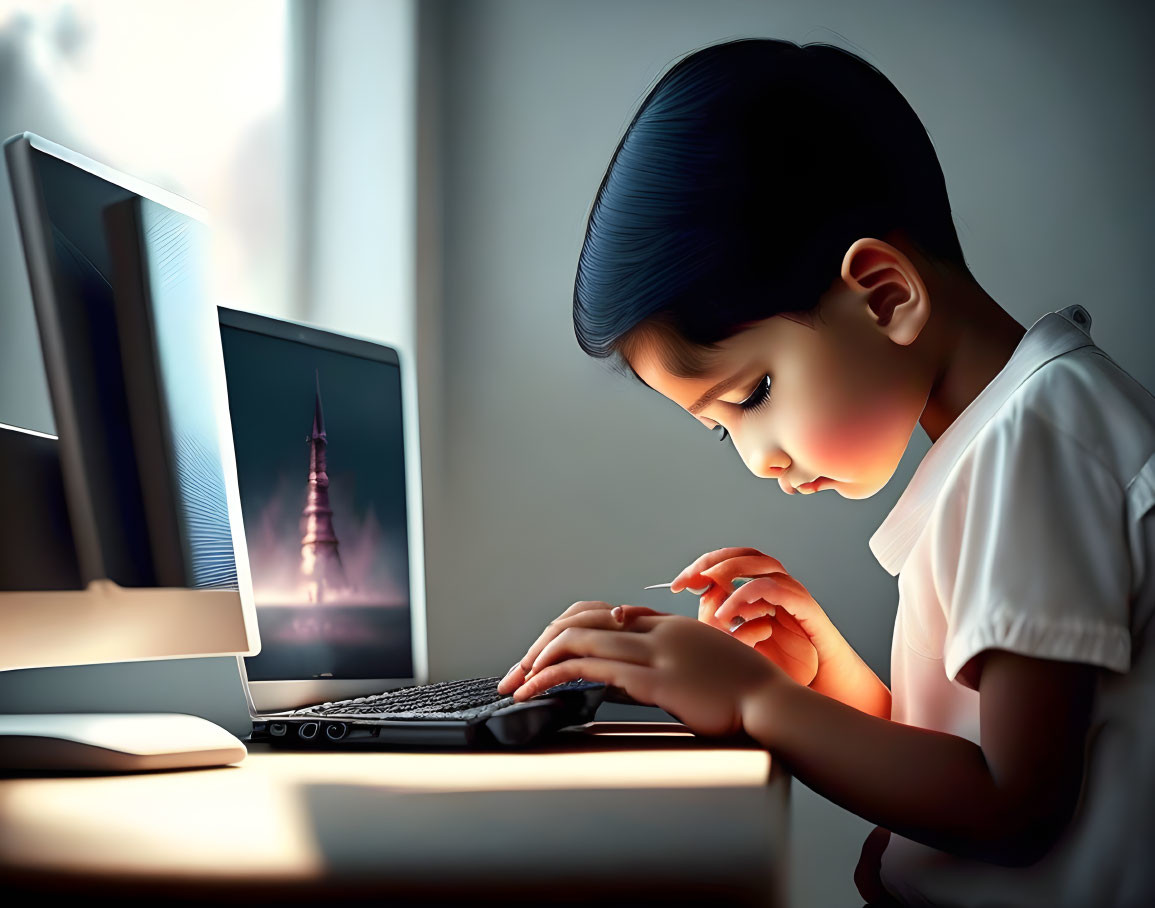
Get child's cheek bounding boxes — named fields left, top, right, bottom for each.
left=795, top=393, right=907, bottom=481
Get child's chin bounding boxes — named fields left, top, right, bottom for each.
left=833, top=480, right=876, bottom=500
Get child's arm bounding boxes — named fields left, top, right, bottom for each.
left=742, top=647, right=1098, bottom=866
left=512, top=610, right=1097, bottom=866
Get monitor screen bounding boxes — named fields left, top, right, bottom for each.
left=218, top=311, right=413, bottom=682
left=2, top=132, right=259, bottom=669
left=11, top=141, right=161, bottom=586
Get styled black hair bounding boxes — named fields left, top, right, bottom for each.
left=573, top=38, right=968, bottom=380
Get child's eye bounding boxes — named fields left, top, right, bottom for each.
left=710, top=376, right=772, bottom=444
left=737, top=375, right=772, bottom=412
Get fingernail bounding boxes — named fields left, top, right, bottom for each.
left=501, top=662, right=520, bottom=681
left=687, top=583, right=711, bottom=596
left=611, top=605, right=624, bottom=622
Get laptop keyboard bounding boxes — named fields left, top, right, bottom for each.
left=286, top=676, right=593, bottom=721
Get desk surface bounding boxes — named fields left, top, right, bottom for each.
left=0, top=723, right=788, bottom=906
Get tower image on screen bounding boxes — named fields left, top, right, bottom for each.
left=219, top=316, right=414, bottom=681
left=299, top=371, right=350, bottom=603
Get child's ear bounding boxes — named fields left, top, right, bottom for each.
left=840, top=237, right=930, bottom=346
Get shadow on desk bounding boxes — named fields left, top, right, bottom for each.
left=0, top=725, right=789, bottom=906
left=299, top=784, right=780, bottom=905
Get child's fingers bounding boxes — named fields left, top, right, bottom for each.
left=730, top=615, right=774, bottom=646
left=698, top=583, right=733, bottom=627
left=498, top=606, right=618, bottom=693
left=699, top=553, right=788, bottom=590
left=698, top=594, right=734, bottom=631
left=695, top=571, right=774, bottom=622
left=670, top=546, right=765, bottom=593
left=715, top=574, right=803, bottom=624
left=554, top=599, right=616, bottom=623
left=526, top=627, right=652, bottom=678
left=513, top=658, right=654, bottom=703
left=525, top=605, right=622, bottom=661
left=688, top=555, right=792, bottom=627
left=613, top=605, right=665, bottom=627
left=499, top=605, right=665, bottom=694
left=708, top=598, right=778, bottom=628
left=761, top=569, right=811, bottom=600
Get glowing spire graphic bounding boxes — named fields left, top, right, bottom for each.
left=299, top=370, right=348, bottom=602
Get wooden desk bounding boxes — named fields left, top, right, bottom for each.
left=0, top=723, right=789, bottom=906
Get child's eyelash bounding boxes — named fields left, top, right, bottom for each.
left=737, top=375, right=772, bottom=412
left=714, top=376, right=772, bottom=443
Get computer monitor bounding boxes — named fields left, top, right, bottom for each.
left=1, top=132, right=259, bottom=671
left=218, top=307, right=428, bottom=712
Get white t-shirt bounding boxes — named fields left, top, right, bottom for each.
left=867, top=304, right=1155, bottom=908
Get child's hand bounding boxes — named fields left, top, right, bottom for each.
left=672, top=547, right=824, bottom=685
left=508, top=606, right=786, bottom=738
left=672, top=546, right=795, bottom=631
left=673, top=549, right=890, bottom=721
left=497, top=600, right=668, bottom=695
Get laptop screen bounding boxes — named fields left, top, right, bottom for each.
left=218, top=309, right=414, bottom=683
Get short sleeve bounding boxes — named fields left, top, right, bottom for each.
left=933, top=408, right=1132, bottom=688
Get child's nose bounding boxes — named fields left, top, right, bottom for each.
left=754, top=452, right=791, bottom=480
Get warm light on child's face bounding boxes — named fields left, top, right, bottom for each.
left=629, top=301, right=929, bottom=500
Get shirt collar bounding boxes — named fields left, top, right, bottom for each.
left=868, top=305, right=1096, bottom=576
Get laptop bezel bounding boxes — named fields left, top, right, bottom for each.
left=217, top=306, right=430, bottom=715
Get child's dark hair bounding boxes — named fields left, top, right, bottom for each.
left=573, top=38, right=968, bottom=381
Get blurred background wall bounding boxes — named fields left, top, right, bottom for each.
left=0, top=0, right=298, bottom=434
left=2, top=2, right=1153, bottom=905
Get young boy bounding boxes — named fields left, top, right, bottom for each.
left=496, top=38, right=1155, bottom=906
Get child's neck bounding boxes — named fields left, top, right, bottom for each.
left=915, top=277, right=1026, bottom=444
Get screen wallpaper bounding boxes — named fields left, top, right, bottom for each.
left=219, top=322, right=413, bottom=681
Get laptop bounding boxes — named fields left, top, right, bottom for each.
left=217, top=307, right=607, bottom=747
